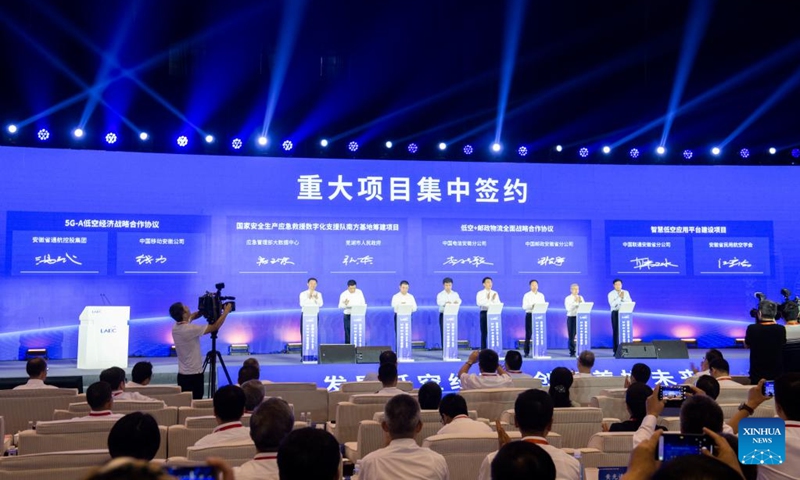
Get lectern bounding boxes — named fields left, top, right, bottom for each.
left=442, top=303, right=460, bottom=361
left=576, top=302, right=594, bottom=354
left=487, top=303, right=504, bottom=352
left=77, top=306, right=130, bottom=369
left=395, top=304, right=414, bottom=362
left=531, top=302, right=550, bottom=358
left=301, top=305, right=319, bottom=364
left=350, top=304, right=367, bottom=347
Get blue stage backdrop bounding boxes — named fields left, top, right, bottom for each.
left=1, top=146, right=799, bottom=360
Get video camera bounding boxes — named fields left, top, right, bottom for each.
left=749, top=289, right=800, bottom=321
left=198, top=283, right=236, bottom=324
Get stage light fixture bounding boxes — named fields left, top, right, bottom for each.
left=683, top=149, right=693, bottom=160
left=438, top=142, right=447, bottom=151
left=204, top=135, right=214, bottom=144
left=282, top=140, right=293, bottom=151
left=408, top=143, right=418, bottom=153
left=25, top=348, right=48, bottom=360
left=177, top=135, right=188, bottom=147
left=258, top=136, right=268, bottom=147
left=517, top=146, right=528, bottom=157
left=232, top=138, right=243, bottom=150
left=319, top=139, right=328, bottom=147
left=656, top=146, right=666, bottom=155
left=792, top=148, right=800, bottom=158
left=629, top=148, right=640, bottom=158
left=385, top=141, right=393, bottom=149
left=348, top=141, right=359, bottom=152
left=463, top=145, right=473, bottom=155
left=602, top=146, right=611, bottom=154
left=491, top=142, right=501, bottom=153
left=7, top=124, right=17, bottom=134
left=73, top=128, right=84, bottom=138
left=105, top=132, right=117, bottom=145
left=139, top=132, right=148, bottom=141
left=740, top=148, right=750, bottom=159
left=555, top=145, right=563, bottom=152
left=38, top=129, right=50, bottom=141
left=711, top=147, right=721, bottom=156
left=769, top=147, right=777, bottom=155
left=229, top=343, right=250, bottom=355
left=579, top=147, right=589, bottom=158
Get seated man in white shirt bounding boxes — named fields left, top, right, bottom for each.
left=194, top=385, right=252, bottom=447
left=241, top=379, right=266, bottom=413
left=13, top=357, right=57, bottom=390
left=100, top=367, right=163, bottom=404
left=355, top=363, right=409, bottom=398
left=478, top=389, right=581, bottom=480
left=490, top=441, right=556, bottom=480
left=503, top=350, right=533, bottom=378
left=575, top=350, right=594, bottom=376
left=437, top=393, right=492, bottom=435
left=278, top=428, right=342, bottom=480
left=80, top=381, right=123, bottom=420
left=708, top=358, right=741, bottom=388
left=357, top=394, right=449, bottom=480
left=419, top=381, right=443, bottom=410
left=126, top=361, right=153, bottom=387
left=234, top=398, right=294, bottom=480
left=363, top=350, right=396, bottom=382
left=458, top=349, right=513, bottom=390
left=107, top=412, right=161, bottom=460
left=683, top=348, right=723, bottom=385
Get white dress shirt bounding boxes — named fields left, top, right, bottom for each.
left=478, top=437, right=581, bottom=480
left=506, top=370, right=534, bottom=379
left=194, top=421, right=252, bottom=447
left=172, top=321, right=207, bottom=375
left=757, top=420, right=800, bottom=480
left=357, top=437, right=449, bottom=480
left=564, top=294, right=584, bottom=317
left=125, top=381, right=148, bottom=388
left=299, top=289, right=323, bottom=307
left=437, top=415, right=493, bottom=435
left=715, top=376, right=743, bottom=388
left=234, top=452, right=279, bottom=480
left=632, top=414, right=734, bottom=448
left=476, top=289, right=501, bottom=310
left=523, top=291, right=546, bottom=312
left=437, top=290, right=462, bottom=313
left=391, top=292, right=417, bottom=312
left=112, top=390, right=164, bottom=404
left=459, top=372, right=514, bottom=390
left=608, top=289, right=633, bottom=310
left=74, top=411, right=124, bottom=421
left=338, top=289, right=366, bottom=315
left=13, top=379, right=57, bottom=390
left=684, top=369, right=711, bottom=385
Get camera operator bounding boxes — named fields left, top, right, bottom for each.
left=169, top=301, right=233, bottom=399
left=745, top=300, right=786, bottom=385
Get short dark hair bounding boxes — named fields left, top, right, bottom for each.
left=478, top=349, right=500, bottom=373
left=384, top=393, right=421, bottom=438
left=347, top=279, right=357, bottom=287
left=278, top=428, right=340, bottom=480
left=26, top=357, right=47, bottom=378
left=482, top=276, right=492, bottom=284
left=578, top=350, right=595, bottom=368
left=100, top=367, right=126, bottom=390
left=709, top=358, right=730, bottom=374
left=241, top=379, right=266, bottom=412
left=529, top=279, right=538, bottom=286
left=548, top=367, right=574, bottom=408
left=625, top=383, right=653, bottom=420
left=250, top=398, right=294, bottom=452
left=439, top=393, right=468, bottom=419
left=705, top=349, right=723, bottom=362
left=87, top=381, right=113, bottom=410
left=379, top=350, right=397, bottom=365
left=238, top=365, right=260, bottom=385
left=378, top=362, right=398, bottom=386
left=759, top=300, right=778, bottom=319
left=213, top=385, right=246, bottom=423
left=399, top=280, right=409, bottom=286
left=652, top=453, right=744, bottom=480
left=418, top=381, right=442, bottom=410
left=680, top=394, right=723, bottom=434
left=612, top=278, right=622, bottom=285
left=131, top=362, right=153, bottom=384
left=243, top=357, right=261, bottom=370
left=695, top=375, right=720, bottom=400
left=504, top=350, right=523, bottom=371
left=783, top=302, right=800, bottom=321
left=775, top=372, right=800, bottom=421
left=631, top=363, right=651, bottom=383
left=108, top=412, right=160, bottom=460
left=491, top=440, right=556, bottom=480
left=168, top=302, right=184, bottom=322
left=515, top=389, right=554, bottom=433
left=442, top=277, right=453, bottom=285
left=307, top=277, right=317, bottom=284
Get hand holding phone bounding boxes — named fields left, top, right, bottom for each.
left=164, top=464, right=219, bottom=480
left=656, top=433, right=713, bottom=462
left=658, top=385, right=688, bottom=405
left=762, top=380, right=775, bottom=397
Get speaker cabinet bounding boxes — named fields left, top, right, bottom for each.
left=653, top=340, right=690, bottom=359
left=319, top=344, right=356, bottom=364
left=356, top=346, right=391, bottom=364
left=615, top=342, right=657, bottom=359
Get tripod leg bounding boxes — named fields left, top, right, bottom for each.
left=215, top=351, right=233, bottom=385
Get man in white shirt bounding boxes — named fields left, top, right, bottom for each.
left=708, top=358, right=741, bottom=388
left=355, top=363, right=409, bottom=398
left=277, top=428, right=342, bottom=480
left=478, top=389, right=581, bottom=480
left=503, top=350, right=533, bottom=378
left=13, top=357, right=57, bottom=390
left=476, top=276, right=501, bottom=349
left=436, top=277, right=461, bottom=349
left=437, top=393, right=492, bottom=435
left=100, top=367, right=163, bottom=404
left=522, top=279, right=546, bottom=357
left=338, top=279, right=366, bottom=344
left=234, top=398, right=294, bottom=480
left=607, top=278, right=633, bottom=355
left=683, top=349, right=724, bottom=385
left=298, top=277, right=323, bottom=342
left=458, top=349, right=513, bottom=390
left=576, top=350, right=594, bottom=376
left=127, top=361, right=153, bottom=387
left=170, top=301, right=232, bottom=399
left=79, top=381, right=124, bottom=421
left=391, top=280, right=417, bottom=335
left=195, top=385, right=252, bottom=447
left=564, top=284, right=584, bottom=357
left=357, top=394, right=449, bottom=480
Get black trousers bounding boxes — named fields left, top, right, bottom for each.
left=524, top=312, right=533, bottom=356
left=480, top=310, right=488, bottom=349
left=178, top=372, right=204, bottom=400
left=611, top=310, right=620, bottom=353
left=343, top=314, right=351, bottom=344
left=394, top=313, right=397, bottom=336
left=567, top=316, right=577, bottom=356
left=439, top=312, right=445, bottom=348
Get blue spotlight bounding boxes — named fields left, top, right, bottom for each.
left=73, top=128, right=84, bottom=138
left=385, top=141, right=393, bottom=149
left=579, top=147, right=589, bottom=158
left=438, top=142, right=447, bottom=151
left=319, top=139, right=328, bottom=147
left=105, top=132, right=117, bottom=144
left=205, top=135, right=214, bottom=144
left=656, top=146, right=666, bottom=155
left=792, top=149, right=800, bottom=158
left=711, top=147, right=721, bottom=156
left=740, top=148, right=750, bottom=159
left=258, top=136, right=268, bottom=147
left=7, top=124, right=17, bottom=134
left=177, top=135, right=188, bottom=147
left=630, top=148, right=640, bottom=158
left=555, top=145, right=563, bottom=152
left=518, top=146, right=528, bottom=157
left=348, top=141, right=359, bottom=152
left=408, top=143, right=418, bottom=154
left=38, top=129, right=50, bottom=141
left=282, top=140, right=293, bottom=151
left=232, top=138, right=243, bottom=150
left=139, top=132, right=148, bottom=141
left=602, top=146, right=611, bottom=154
left=769, top=147, right=777, bottom=155
left=683, top=149, right=693, bottom=160
left=491, top=142, right=502, bottom=153
left=463, top=145, right=474, bottom=155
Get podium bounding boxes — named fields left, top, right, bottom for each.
left=531, top=302, right=550, bottom=358
left=487, top=303, right=504, bottom=352
left=77, top=306, right=130, bottom=369
left=442, top=304, right=460, bottom=361
left=301, top=305, right=320, bottom=364
left=395, top=304, right=414, bottom=362
left=576, top=302, right=594, bottom=354
left=350, top=304, right=367, bottom=348
left=618, top=302, right=636, bottom=345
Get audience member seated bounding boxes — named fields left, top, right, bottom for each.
left=418, top=381, right=443, bottom=410
left=373, top=363, right=408, bottom=395
left=575, top=350, right=594, bottom=376
left=127, top=361, right=153, bottom=387
left=626, top=362, right=651, bottom=388
left=238, top=364, right=260, bottom=385
left=82, top=381, right=123, bottom=420
left=504, top=350, right=532, bottom=378
left=746, top=300, right=786, bottom=385
left=194, top=385, right=251, bottom=447
left=458, top=349, right=513, bottom=390
left=13, top=357, right=57, bottom=390
left=490, top=441, right=556, bottom=480
left=364, top=350, right=397, bottom=381
left=84, top=457, right=234, bottom=480
left=437, top=393, right=492, bottom=435
left=107, top=412, right=160, bottom=460
left=100, top=367, right=162, bottom=403
left=278, top=428, right=341, bottom=480
left=709, top=358, right=740, bottom=387
left=694, top=374, right=721, bottom=400
left=549, top=367, right=578, bottom=407
left=357, top=394, right=449, bottom=480
left=633, top=385, right=727, bottom=447
left=241, top=379, right=266, bottom=413
left=684, top=348, right=723, bottom=385
left=243, top=356, right=261, bottom=374
left=478, top=389, right=580, bottom=480
left=234, top=398, right=294, bottom=480
left=607, top=383, right=664, bottom=433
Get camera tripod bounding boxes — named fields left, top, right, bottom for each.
left=201, top=331, right=232, bottom=398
